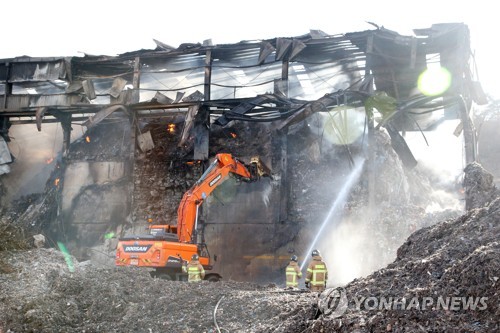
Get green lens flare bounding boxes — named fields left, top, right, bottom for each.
left=57, top=241, right=75, bottom=273
left=104, top=232, right=115, bottom=239
left=418, top=66, right=452, bottom=96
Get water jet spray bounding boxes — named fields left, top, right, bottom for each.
left=300, top=157, right=365, bottom=270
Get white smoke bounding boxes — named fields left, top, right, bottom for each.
left=321, top=219, right=384, bottom=286
left=261, top=180, right=272, bottom=207
left=4, top=123, right=83, bottom=202
left=319, top=211, right=404, bottom=287
left=405, top=118, right=465, bottom=212
left=311, top=120, right=466, bottom=287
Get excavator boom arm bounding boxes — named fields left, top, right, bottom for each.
left=176, top=153, right=266, bottom=242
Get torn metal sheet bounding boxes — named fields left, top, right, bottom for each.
left=137, top=130, right=154, bottom=152
left=193, top=108, right=209, bottom=160
left=0, top=136, right=12, bottom=164
left=83, top=105, right=127, bottom=128
left=35, top=107, right=47, bottom=131
left=0, top=136, right=12, bottom=175
left=275, top=38, right=293, bottom=61
left=258, top=42, right=275, bottom=65
left=111, top=90, right=132, bottom=104
left=173, top=92, right=185, bottom=104
left=66, top=81, right=83, bottom=93
left=0, top=23, right=478, bottom=154
left=109, top=77, right=127, bottom=98
left=178, top=104, right=199, bottom=147
left=4, top=94, right=82, bottom=110
left=6, top=60, right=66, bottom=82
left=153, top=91, right=173, bottom=104
left=153, top=39, right=176, bottom=52
left=82, top=80, right=96, bottom=100
left=289, top=40, right=307, bottom=61
left=182, top=90, right=204, bottom=102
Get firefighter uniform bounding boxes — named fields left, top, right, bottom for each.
left=285, top=256, right=302, bottom=288
left=305, top=250, right=328, bottom=292
left=182, top=256, right=205, bottom=282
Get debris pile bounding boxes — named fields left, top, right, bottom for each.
left=0, top=110, right=498, bottom=332
left=296, top=163, right=499, bottom=332
left=0, top=248, right=317, bottom=333
left=464, top=161, right=499, bottom=210
left=0, top=163, right=498, bottom=332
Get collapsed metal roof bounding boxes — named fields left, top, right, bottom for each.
left=0, top=23, right=486, bottom=163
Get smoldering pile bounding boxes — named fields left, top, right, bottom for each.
left=295, top=163, right=499, bottom=333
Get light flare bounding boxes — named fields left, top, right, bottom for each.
left=418, top=66, right=452, bottom=96
left=57, top=241, right=75, bottom=272
left=104, top=232, right=115, bottom=239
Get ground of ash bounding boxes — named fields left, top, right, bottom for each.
left=1, top=189, right=498, bottom=333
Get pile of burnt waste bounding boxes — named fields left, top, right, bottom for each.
left=292, top=162, right=499, bottom=332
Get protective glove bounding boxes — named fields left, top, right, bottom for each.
left=305, top=281, right=310, bottom=289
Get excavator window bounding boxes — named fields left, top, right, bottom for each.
left=198, top=243, right=210, bottom=259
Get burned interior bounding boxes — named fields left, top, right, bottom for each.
left=0, top=23, right=486, bottom=282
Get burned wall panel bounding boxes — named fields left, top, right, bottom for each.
left=51, top=117, right=133, bottom=256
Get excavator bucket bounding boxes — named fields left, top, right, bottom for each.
left=250, top=156, right=272, bottom=179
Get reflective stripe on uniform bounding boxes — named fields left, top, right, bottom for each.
left=309, top=264, right=326, bottom=286
left=187, top=266, right=203, bottom=282
left=286, top=266, right=300, bottom=287
left=305, top=268, right=312, bottom=282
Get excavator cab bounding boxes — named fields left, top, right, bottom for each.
left=149, top=224, right=177, bottom=237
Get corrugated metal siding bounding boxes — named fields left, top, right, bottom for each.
left=5, top=94, right=82, bottom=109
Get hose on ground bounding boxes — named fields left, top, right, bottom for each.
left=214, top=295, right=225, bottom=333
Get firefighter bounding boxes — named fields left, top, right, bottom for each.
left=285, top=255, right=302, bottom=289
left=182, top=254, right=205, bottom=282
left=305, top=249, right=328, bottom=292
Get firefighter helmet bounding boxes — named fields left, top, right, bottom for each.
left=291, top=255, right=298, bottom=262
left=191, top=254, right=199, bottom=260
left=311, top=249, right=320, bottom=257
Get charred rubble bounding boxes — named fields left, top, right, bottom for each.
left=300, top=163, right=499, bottom=332
left=0, top=160, right=497, bottom=333
left=2, top=109, right=464, bottom=277
left=0, top=103, right=497, bottom=333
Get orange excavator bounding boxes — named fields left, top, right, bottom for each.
left=115, top=153, right=270, bottom=281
